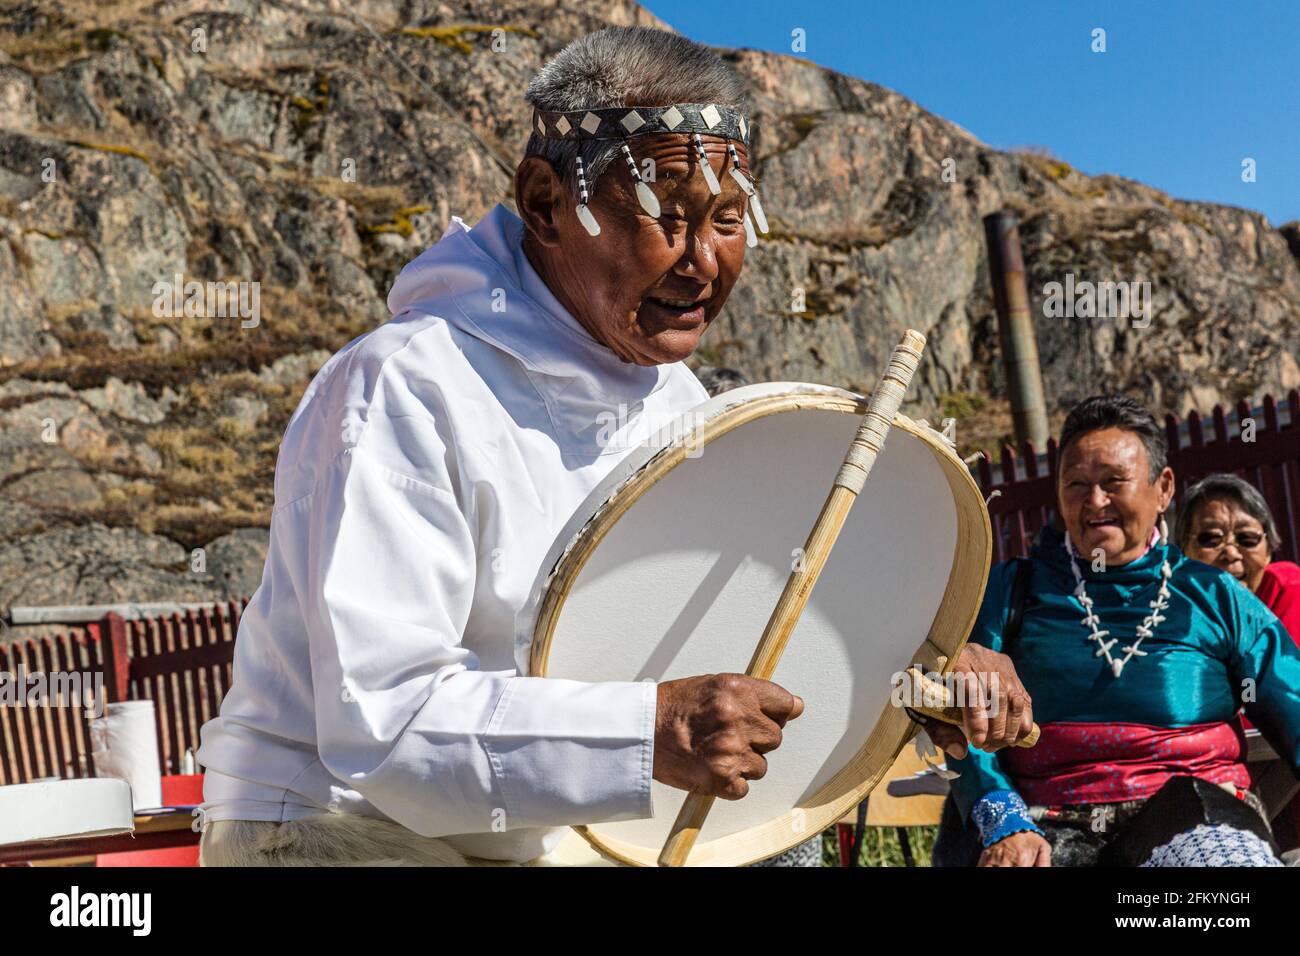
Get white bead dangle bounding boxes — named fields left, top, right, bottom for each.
left=726, top=142, right=768, bottom=234
left=692, top=134, right=721, bottom=196
left=620, top=143, right=660, bottom=218
left=574, top=155, right=600, bottom=237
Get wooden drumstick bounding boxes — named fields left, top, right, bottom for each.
left=658, top=329, right=928, bottom=867
left=904, top=666, right=1040, bottom=748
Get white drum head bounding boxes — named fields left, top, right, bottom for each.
left=525, top=383, right=991, bottom=866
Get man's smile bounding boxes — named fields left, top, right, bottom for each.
left=640, top=288, right=711, bottom=329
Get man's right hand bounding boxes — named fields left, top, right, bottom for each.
left=653, top=674, right=804, bottom=799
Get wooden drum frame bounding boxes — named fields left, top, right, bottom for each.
left=526, top=383, right=992, bottom=866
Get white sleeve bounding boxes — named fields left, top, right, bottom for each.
left=296, top=446, right=655, bottom=837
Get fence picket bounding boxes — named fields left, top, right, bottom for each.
left=0, top=643, right=16, bottom=785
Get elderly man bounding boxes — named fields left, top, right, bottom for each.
left=196, top=26, right=1033, bottom=867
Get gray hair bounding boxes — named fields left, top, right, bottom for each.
left=1175, top=473, right=1282, bottom=554
left=1058, top=394, right=1168, bottom=483
left=523, top=27, right=748, bottom=199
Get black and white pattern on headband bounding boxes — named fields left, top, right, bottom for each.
left=532, top=103, right=751, bottom=145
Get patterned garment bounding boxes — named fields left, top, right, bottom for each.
left=749, top=834, right=823, bottom=867
left=936, top=774, right=1283, bottom=867
left=936, top=807, right=1119, bottom=867
left=1143, top=824, right=1283, bottom=867
left=1001, top=719, right=1251, bottom=805
left=939, top=803, right=1283, bottom=868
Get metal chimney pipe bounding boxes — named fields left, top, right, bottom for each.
left=984, top=211, right=1049, bottom=451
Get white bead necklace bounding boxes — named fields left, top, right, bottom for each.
left=1064, top=530, right=1173, bottom=678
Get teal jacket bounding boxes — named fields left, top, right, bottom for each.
left=949, top=524, right=1300, bottom=846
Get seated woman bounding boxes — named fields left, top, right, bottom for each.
left=1177, top=473, right=1300, bottom=648
left=934, top=395, right=1300, bottom=867
left=1177, top=473, right=1300, bottom=848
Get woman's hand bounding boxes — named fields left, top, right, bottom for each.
left=978, top=831, right=1051, bottom=867
left=922, top=643, right=1035, bottom=757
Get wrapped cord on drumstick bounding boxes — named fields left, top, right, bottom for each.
left=658, top=329, right=1035, bottom=867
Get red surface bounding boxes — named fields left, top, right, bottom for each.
left=160, top=773, right=205, bottom=807
left=95, top=774, right=204, bottom=868
left=95, top=845, right=199, bottom=868
left=836, top=824, right=854, bottom=867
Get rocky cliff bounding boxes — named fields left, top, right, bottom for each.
left=1, top=0, right=1298, bottom=609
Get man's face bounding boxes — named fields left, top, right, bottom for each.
left=518, top=135, right=752, bottom=366
left=1057, top=427, right=1175, bottom=566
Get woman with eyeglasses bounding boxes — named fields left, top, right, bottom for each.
left=1177, top=474, right=1300, bottom=850
left=1177, top=474, right=1300, bottom=649
left=932, top=396, right=1300, bottom=868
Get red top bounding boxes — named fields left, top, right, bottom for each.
left=1239, top=561, right=1300, bottom=732
left=1257, top=561, right=1300, bottom=648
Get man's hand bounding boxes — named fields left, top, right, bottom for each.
left=923, top=643, right=1034, bottom=759
left=978, top=831, right=1051, bottom=867
left=654, top=674, right=804, bottom=799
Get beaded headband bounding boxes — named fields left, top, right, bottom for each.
left=529, top=102, right=766, bottom=242
left=531, top=103, right=752, bottom=145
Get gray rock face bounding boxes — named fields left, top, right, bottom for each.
left=718, top=51, right=1300, bottom=414
left=0, top=0, right=1296, bottom=609
left=194, top=527, right=270, bottom=601
left=0, top=522, right=184, bottom=610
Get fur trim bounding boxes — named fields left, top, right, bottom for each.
left=200, top=813, right=474, bottom=867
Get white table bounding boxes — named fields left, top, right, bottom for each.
left=0, top=778, right=134, bottom=848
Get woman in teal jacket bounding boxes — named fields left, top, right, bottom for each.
left=936, top=396, right=1300, bottom=867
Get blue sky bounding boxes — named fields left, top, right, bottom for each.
left=644, top=1, right=1299, bottom=226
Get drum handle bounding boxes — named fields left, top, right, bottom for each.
left=905, top=667, right=1041, bottom=748
left=658, top=330, right=928, bottom=868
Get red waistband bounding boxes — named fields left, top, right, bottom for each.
left=1000, top=720, right=1251, bottom=805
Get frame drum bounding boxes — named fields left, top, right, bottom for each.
left=522, top=382, right=991, bottom=866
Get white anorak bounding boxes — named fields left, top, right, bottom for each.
left=197, top=205, right=708, bottom=861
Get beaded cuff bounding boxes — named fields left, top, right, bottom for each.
left=971, top=789, right=1044, bottom=848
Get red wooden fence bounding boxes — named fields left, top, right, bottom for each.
left=0, top=626, right=100, bottom=784
left=977, top=390, right=1300, bottom=564
left=0, top=600, right=244, bottom=786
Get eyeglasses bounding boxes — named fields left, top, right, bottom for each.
left=1194, top=530, right=1265, bottom=550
